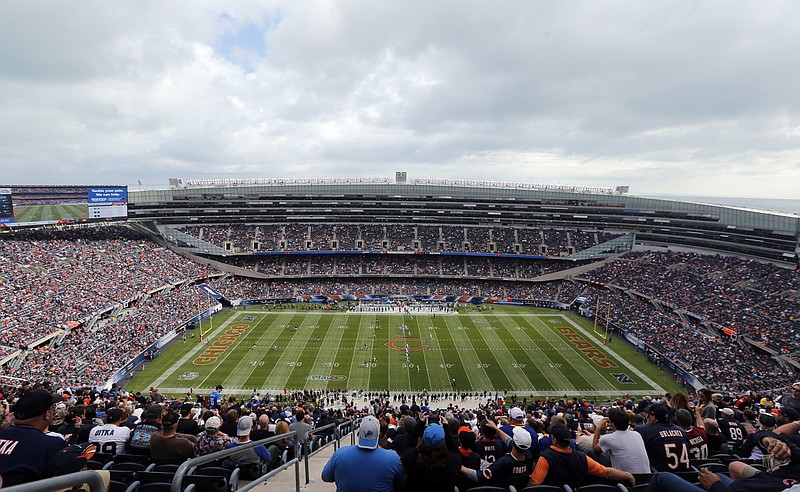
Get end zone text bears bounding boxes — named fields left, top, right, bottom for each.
left=556, top=326, right=617, bottom=368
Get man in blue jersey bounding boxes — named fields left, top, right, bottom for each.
left=210, top=384, right=223, bottom=410
left=322, top=415, right=404, bottom=491
left=0, top=389, right=85, bottom=486
left=634, top=404, right=692, bottom=472
left=501, top=406, right=538, bottom=449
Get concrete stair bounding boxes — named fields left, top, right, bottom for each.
left=248, top=436, right=355, bottom=492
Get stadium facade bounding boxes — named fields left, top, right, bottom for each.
left=128, top=177, right=799, bottom=265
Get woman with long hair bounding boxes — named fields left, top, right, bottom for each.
left=401, top=423, right=461, bottom=492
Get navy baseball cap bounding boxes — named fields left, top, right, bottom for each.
left=646, top=404, right=670, bottom=421
left=549, top=424, right=571, bottom=445
left=47, top=443, right=96, bottom=476
left=779, top=407, right=800, bottom=421
left=13, top=389, right=62, bottom=420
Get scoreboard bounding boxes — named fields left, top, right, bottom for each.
left=0, top=189, right=12, bottom=221
left=0, top=185, right=128, bottom=227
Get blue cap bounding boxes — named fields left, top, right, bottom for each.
left=423, top=424, right=445, bottom=448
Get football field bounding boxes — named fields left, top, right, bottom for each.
left=13, top=204, right=88, bottom=222
left=130, top=308, right=678, bottom=398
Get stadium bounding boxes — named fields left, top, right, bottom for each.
left=2, top=177, right=800, bottom=491
left=1, top=177, right=798, bottom=397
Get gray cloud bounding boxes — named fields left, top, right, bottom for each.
left=0, top=0, right=798, bottom=198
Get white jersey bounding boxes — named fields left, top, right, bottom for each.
left=89, top=423, right=131, bottom=455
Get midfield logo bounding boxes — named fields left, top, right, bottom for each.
left=307, top=375, right=347, bottom=381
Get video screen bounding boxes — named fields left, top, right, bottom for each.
left=0, top=185, right=128, bottom=226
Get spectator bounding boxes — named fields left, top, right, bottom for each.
left=0, top=390, right=79, bottom=486
left=223, top=416, right=272, bottom=473
left=322, top=415, right=405, bottom=491
left=194, top=416, right=234, bottom=456
left=176, top=403, right=199, bottom=436
left=591, top=407, right=651, bottom=473
left=456, top=426, right=482, bottom=492
left=289, top=409, right=313, bottom=447
left=645, top=435, right=799, bottom=492
left=392, top=416, right=416, bottom=457
left=675, top=407, right=709, bottom=462
left=461, top=423, right=535, bottom=491
left=501, top=406, right=538, bottom=447
left=128, top=404, right=163, bottom=455
left=250, top=414, right=273, bottom=442
left=401, top=423, right=461, bottom=491
left=634, top=404, right=692, bottom=472
left=475, top=418, right=507, bottom=465
left=529, top=424, right=635, bottom=489
left=718, top=407, right=746, bottom=453
left=698, top=389, right=718, bottom=420
left=150, top=411, right=197, bottom=465
left=778, top=382, right=800, bottom=414
left=88, top=407, right=130, bottom=456
left=738, top=413, right=779, bottom=462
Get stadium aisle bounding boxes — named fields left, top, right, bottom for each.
left=257, top=435, right=341, bottom=491
left=258, top=398, right=469, bottom=491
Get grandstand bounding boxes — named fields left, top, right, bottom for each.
left=2, top=177, right=800, bottom=492
left=0, top=178, right=798, bottom=396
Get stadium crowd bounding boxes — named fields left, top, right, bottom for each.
left=581, top=251, right=800, bottom=356
left=0, top=225, right=797, bottom=430
left=2, top=381, right=800, bottom=491
left=227, top=255, right=589, bottom=279
left=176, top=224, right=620, bottom=255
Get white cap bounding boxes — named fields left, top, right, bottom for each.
left=509, top=407, right=525, bottom=421
left=237, top=416, right=253, bottom=436
left=512, top=427, right=532, bottom=450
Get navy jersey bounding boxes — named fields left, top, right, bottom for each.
left=633, top=422, right=691, bottom=472
left=475, top=437, right=507, bottom=464
left=0, top=425, right=70, bottom=486
left=482, top=451, right=534, bottom=491
left=717, top=418, right=745, bottom=449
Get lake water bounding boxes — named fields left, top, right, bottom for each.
left=643, top=194, right=800, bottom=215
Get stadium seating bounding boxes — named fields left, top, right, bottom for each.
left=1, top=225, right=797, bottom=401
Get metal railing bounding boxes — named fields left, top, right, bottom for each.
left=171, top=431, right=301, bottom=492
left=297, top=420, right=358, bottom=485
left=0, top=420, right=361, bottom=492
left=1, top=470, right=107, bottom=492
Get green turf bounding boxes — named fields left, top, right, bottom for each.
left=13, top=204, right=87, bottom=223
left=129, top=307, right=682, bottom=399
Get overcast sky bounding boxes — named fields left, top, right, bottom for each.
left=1, top=1, right=799, bottom=199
